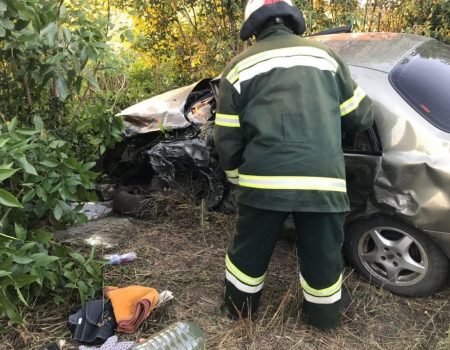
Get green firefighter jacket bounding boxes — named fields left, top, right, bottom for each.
left=214, top=25, right=374, bottom=212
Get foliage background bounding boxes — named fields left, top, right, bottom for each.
left=0, top=0, right=448, bottom=325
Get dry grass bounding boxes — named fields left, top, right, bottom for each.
left=1, top=192, right=449, bottom=350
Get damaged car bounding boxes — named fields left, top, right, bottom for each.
left=103, top=32, right=450, bottom=298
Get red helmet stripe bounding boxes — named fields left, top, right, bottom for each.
left=264, top=0, right=283, bottom=4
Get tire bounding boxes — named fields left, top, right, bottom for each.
left=113, top=185, right=149, bottom=217
left=344, top=216, right=449, bottom=297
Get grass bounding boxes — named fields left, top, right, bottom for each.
left=1, top=192, right=449, bottom=349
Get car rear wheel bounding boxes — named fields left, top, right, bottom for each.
left=344, top=217, right=449, bottom=297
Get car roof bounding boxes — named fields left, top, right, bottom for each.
left=309, top=32, right=431, bottom=73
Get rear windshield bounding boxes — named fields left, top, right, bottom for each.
left=390, top=40, right=450, bottom=133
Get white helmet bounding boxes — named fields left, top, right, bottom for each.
left=241, top=0, right=306, bottom=41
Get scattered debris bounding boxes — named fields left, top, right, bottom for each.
left=105, top=252, right=138, bottom=265
left=76, top=202, right=113, bottom=221
left=68, top=300, right=116, bottom=345
left=104, top=286, right=159, bottom=334
left=79, top=336, right=135, bottom=350
left=155, top=291, right=174, bottom=308
left=130, top=322, right=204, bottom=350
left=55, top=217, right=136, bottom=249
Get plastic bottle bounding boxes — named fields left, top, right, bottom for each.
left=130, top=321, right=205, bottom=350
left=105, top=252, right=137, bottom=265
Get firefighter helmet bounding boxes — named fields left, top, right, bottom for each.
left=240, top=0, right=306, bottom=41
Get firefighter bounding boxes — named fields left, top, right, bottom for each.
left=214, top=0, right=374, bottom=330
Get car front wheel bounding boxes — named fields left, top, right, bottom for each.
left=344, top=217, right=449, bottom=297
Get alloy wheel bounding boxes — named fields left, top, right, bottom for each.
left=357, top=226, right=428, bottom=286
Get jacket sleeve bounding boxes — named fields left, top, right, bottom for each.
left=334, top=55, right=374, bottom=137
left=214, top=77, right=245, bottom=182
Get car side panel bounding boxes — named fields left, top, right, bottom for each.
left=347, top=66, right=450, bottom=258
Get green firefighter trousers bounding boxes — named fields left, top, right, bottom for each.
left=224, top=203, right=345, bottom=329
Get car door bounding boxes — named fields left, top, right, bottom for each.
left=343, top=125, right=382, bottom=221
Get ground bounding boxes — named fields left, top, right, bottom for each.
left=1, top=194, right=449, bottom=350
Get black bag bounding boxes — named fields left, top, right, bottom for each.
left=68, top=299, right=117, bottom=345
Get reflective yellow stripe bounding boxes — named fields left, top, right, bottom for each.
left=237, top=47, right=338, bottom=74
left=239, top=174, right=347, bottom=192
left=341, top=86, right=367, bottom=117
left=225, top=255, right=266, bottom=286
left=300, top=274, right=342, bottom=297
left=226, top=47, right=339, bottom=91
left=225, top=169, right=239, bottom=178
left=239, top=55, right=338, bottom=85
left=215, top=113, right=240, bottom=128
left=227, top=66, right=239, bottom=84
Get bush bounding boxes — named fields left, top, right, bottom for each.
left=0, top=116, right=106, bottom=325
left=0, top=0, right=127, bottom=324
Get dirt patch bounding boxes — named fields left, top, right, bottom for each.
left=1, top=197, right=449, bottom=350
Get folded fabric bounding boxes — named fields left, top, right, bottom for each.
left=104, top=286, right=159, bottom=333
left=79, top=335, right=135, bottom=350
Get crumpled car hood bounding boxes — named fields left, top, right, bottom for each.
left=118, top=80, right=212, bottom=137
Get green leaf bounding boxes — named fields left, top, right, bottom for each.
left=80, top=47, right=88, bottom=69
left=35, top=186, right=47, bottom=201
left=53, top=205, right=63, bottom=221
left=63, top=270, right=77, bottom=283
left=40, top=22, right=58, bottom=46
left=63, top=27, right=71, bottom=42
left=0, top=188, right=23, bottom=208
left=53, top=294, right=64, bottom=305
left=22, top=189, right=35, bottom=203
left=0, top=270, right=11, bottom=277
left=9, top=273, right=38, bottom=289
left=0, top=167, right=18, bottom=182
left=13, top=255, right=33, bottom=264
left=70, top=252, right=86, bottom=265
left=77, top=280, right=89, bottom=293
left=14, top=224, right=26, bottom=241
left=7, top=117, right=17, bottom=132
left=14, top=153, right=38, bottom=176
left=56, top=76, right=69, bottom=101
left=33, top=230, right=53, bottom=244
left=86, top=73, right=100, bottom=89
left=40, top=160, right=59, bottom=168
left=86, top=191, right=99, bottom=202
left=0, top=138, right=10, bottom=147
left=30, top=253, right=59, bottom=267
left=90, top=138, right=102, bottom=145
left=33, top=115, right=44, bottom=130
left=76, top=120, right=91, bottom=132
left=19, top=242, right=37, bottom=253
left=81, top=162, right=96, bottom=171
left=0, top=17, right=13, bottom=30
left=49, top=140, right=66, bottom=148
left=85, top=264, right=97, bottom=278
left=15, top=128, right=41, bottom=136
left=14, top=19, right=30, bottom=31
left=0, top=0, right=7, bottom=14
left=0, top=291, right=23, bottom=324
left=15, top=288, right=29, bottom=306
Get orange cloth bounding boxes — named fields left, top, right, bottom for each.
left=104, top=286, right=159, bottom=333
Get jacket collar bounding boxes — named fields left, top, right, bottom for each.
left=256, top=24, right=293, bottom=41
